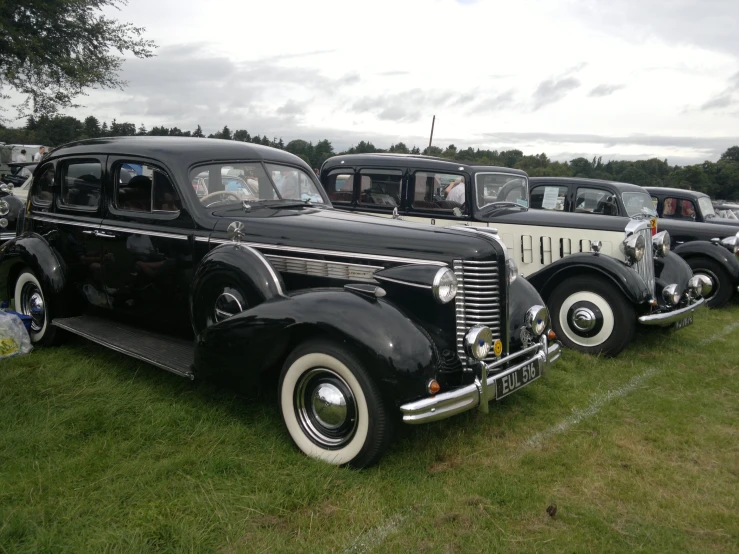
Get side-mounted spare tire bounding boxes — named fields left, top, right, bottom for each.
left=190, top=243, right=285, bottom=336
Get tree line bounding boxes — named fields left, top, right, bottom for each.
left=2, top=114, right=738, bottom=200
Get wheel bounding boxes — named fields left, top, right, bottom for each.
left=279, top=340, right=394, bottom=468
left=14, top=270, right=57, bottom=345
left=191, top=271, right=259, bottom=335
left=548, top=275, right=635, bottom=356
left=686, top=257, right=733, bottom=308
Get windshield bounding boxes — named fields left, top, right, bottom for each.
left=622, top=192, right=657, bottom=217
left=189, top=162, right=325, bottom=208
left=698, top=197, right=715, bottom=218
left=474, top=173, right=528, bottom=209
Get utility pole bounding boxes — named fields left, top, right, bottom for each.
left=428, top=115, right=435, bottom=148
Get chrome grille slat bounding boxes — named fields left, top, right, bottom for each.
left=632, top=228, right=655, bottom=297
left=454, top=259, right=504, bottom=365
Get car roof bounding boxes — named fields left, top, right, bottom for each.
left=644, top=186, right=709, bottom=199
left=47, top=136, right=308, bottom=169
left=323, top=153, right=526, bottom=176
left=529, top=176, right=647, bottom=194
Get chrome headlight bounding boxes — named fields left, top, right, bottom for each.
left=721, top=233, right=739, bottom=255
left=662, top=284, right=680, bottom=306
left=0, top=199, right=9, bottom=217
left=464, top=325, right=493, bottom=361
left=0, top=218, right=7, bottom=228
left=695, top=275, right=713, bottom=297
left=432, top=267, right=458, bottom=304
left=652, top=231, right=670, bottom=257
left=525, top=305, right=548, bottom=336
left=623, top=233, right=646, bottom=263
left=506, top=258, right=518, bottom=284
left=0, top=184, right=11, bottom=193
left=687, top=276, right=704, bottom=298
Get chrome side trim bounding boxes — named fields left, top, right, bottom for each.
left=374, top=275, right=432, bottom=289
left=237, top=244, right=285, bottom=296
left=0, top=232, right=15, bottom=241
left=29, top=215, right=97, bottom=228
left=99, top=224, right=189, bottom=241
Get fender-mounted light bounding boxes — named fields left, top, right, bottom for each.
left=432, top=267, right=458, bottom=304
left=547, top=329, right=557, bottom=341
left=0, top=200, right=9, bottom=217
left=465, top=326, right=493, bottom=360
left=687, top=276, right=704, bottom=298
left=652, top=231, right=670, bottom=257
left=662, top=284, right=680, bottom=306
left=525, top=305, right=549, bottom=336
left=0, top=218, right=7, bottom=228
left=623, top=233, right=646, bottom=263
left=721, top=233, right=739, bottom=255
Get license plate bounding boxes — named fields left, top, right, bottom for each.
left=674, top=314, right=693, bottom=330
left=495, top=362, right=540, bottom=400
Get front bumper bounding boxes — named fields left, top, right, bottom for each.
left=638, top=297, right=705, bottom=326
left=0, top=232, right=14, bottom=242
left=400, top=336, right=561, bottom=425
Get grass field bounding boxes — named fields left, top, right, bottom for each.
left=1, top=305, right=738, bottom=553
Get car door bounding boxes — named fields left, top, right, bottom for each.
left=28, top=157, right=107, bottom=309
left=100, top=158, right=195, bottom=333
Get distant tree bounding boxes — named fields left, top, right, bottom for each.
left=100, top=121, right=109, bottom=136
left=422, top=145, right=442, bottom=156
left=0, top=0, right=156, bottom=119
left=410, top=146, right=420, bottom=155
left=149, top=125, right=169, bottom=136
left=720, top=146, right=739, bottom=163
left=168, top=126, right=183, bottom=136
left=83, top=116, right=101, bottom=138
left=233, top=129, right=250, bottom=142
left=389, top=142, right=410, bottom=154
left=137, top=123, right=147, bottom=136
left=277, top=138, right=285, bottom=149
left=192, top=125, right=204, bottom=138
left=570, top=157, right=594, bottom=177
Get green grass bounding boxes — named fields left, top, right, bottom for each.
left=1, top=305, right=738, bottom=553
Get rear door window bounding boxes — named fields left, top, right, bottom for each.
left=574, top=187, right=619, bottom=216
left=325, top=170, right=355, bottom=204
left=412, top=172, right=466, bottom=213
left=358, top=169, right=402, bottom=208
left=530, top=185, right=568, bottom=211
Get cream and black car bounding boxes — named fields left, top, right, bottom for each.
left=321, top=154, right=706, bottom=357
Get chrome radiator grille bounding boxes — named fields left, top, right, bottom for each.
left=454, top=259, right=503, bottom=365
left=632, top=228, right=656, bottom=296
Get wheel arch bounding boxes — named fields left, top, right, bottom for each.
left=672, top=241, right=739, bottom=281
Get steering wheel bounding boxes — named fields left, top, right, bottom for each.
left=497, top=181, right=526, bottom=203
left=200, top=191, right=242, bottom=207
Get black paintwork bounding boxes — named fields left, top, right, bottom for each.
left=673, top=241, right=739, bottom=280
left=0, top=137, right=548, bottom=406
left=1, top=163, right=37, bottom=188
left=654, top=252, right=695, bottom=307
left=0, top=194, right=24, bottom=242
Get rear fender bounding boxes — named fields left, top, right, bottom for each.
left=526, top=252, right=651, bottom=304
left=672, top=241, right=739, bottom=280
left=194, top=288, right=439, bottom=406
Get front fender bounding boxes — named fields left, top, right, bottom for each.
left=509, top=276, right=548, bottom=346
left=0, top=233, right=68, bottom=311
left=0, top=195, right=24, bottom=242
left=194, top=288, right=439, bottom=406
left=526, top=252, right=651, bottom=305
left=654, top=251, right=693, bottom=295
left=673, top=241, right=739, bottom=281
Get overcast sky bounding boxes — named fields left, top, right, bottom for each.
left=32, top=0, right=739, bottom=163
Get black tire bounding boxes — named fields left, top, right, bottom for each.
left=278, top=340, right=394, bottom=468
left=548, top=275, right=635, bottom=357
left=13, top=269, right=58, bottom=346
left=686, top=257, right=733, bottom=308
left=191, top=271, right=260, bottom=335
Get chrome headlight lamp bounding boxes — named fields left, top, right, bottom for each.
left=687, top=276, right=704, bottom=298
left=506, top=258, right=518, bottom=284
left=662, top=284, right=680, bottom=306
left=721, top=233, right=739, bottom=255
left=0, top=199, right=9, bottom=217
left=525, top=305, right=548, bottom=336
left=432, top=267, right=458, bottom=304
left=0, top=184, right=12, bottom=194
left=623, top=233, right=646, bottom=263
left=652, top=231, right=670, bottom=257
left=0, top=218, right=7, bottom=228
left=464, top=325, right=493, bottom=361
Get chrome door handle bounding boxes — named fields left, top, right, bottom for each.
left=95, top=231, right=117, bottom=239
left=82, top=229, right=97, bottom=235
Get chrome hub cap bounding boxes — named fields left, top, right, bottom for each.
left=20, top=283, right=45, bottom=332
left=572, top=307, right=596, bottom=332
left=295, top=368, right=357, bottom=449
left=694, top=270, right=718, bottom=300
left=213, top=290, right=244, bottom=322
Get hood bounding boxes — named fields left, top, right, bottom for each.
left=477, top=206, right=630, bottom=233
left=211, top=205, right=505, bottom=264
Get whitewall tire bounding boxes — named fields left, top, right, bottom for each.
left=279, top=341, right=393, bottom=468
left=14, top=270, right=56, bottom=345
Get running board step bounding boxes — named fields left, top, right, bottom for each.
left=52, top=315, right=195, bottom=379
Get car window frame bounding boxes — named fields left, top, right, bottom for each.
left=54, top=156, right=106, bottom=214
left=108, top=159, right=183, bottom=220
left=408, top=169, right=468, bottom=216
left=30, top=162, right=56, bottom=209
left=530, top=183, right=570, bottom=212
left=574, top=186, right=620, bottom=216
left=473, top=171, right=529, bottom=211
left=356, top=167, right=405, bottom=211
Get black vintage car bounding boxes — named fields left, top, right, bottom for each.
left=321, top=154, right=706, bottom=357
left=0, top=137, right=561, bottom=468
left=528, top=178, right=739, bottom=308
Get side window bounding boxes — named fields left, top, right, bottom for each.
left=663, top=197, right=679, bottom=217
left=679, top=199, right=696, bottom=219
left=60, top=160, right=102, bottom=209
left=412, top=172, right=466, bottom=212
left=115, top=162, right=181, bottom=214
left=530, top=185, right=568, bottom=211
left=358, top=169, right=402, bottom=207
left=32, top=165, right=55, bottom=206
left=651, top=196, right=659, bottom=210
left=574, top=187, right=619, bottom=216
left=325, top=170, right=354, bottom=203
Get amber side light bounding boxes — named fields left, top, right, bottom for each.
left=428, top=380, right=441, bottom=395
left=547, top=330, right=557, bottom=341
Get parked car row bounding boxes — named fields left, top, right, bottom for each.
left=0, top=138, right=732, bottom=468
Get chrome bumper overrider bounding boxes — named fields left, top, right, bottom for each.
left=0, top=232, right=15, bottom=241
left=638, top=297, right=705, bottom=326
left=400, top=336, right=561, bottom=425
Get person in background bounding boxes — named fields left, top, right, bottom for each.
left=33, top=146, right=46, bottom=162
left=16, top=149, right=27, bottom=162
left=445, top=176, right=465, bottom=204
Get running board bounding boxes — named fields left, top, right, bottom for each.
left=52, top=315, right=195, bottom=379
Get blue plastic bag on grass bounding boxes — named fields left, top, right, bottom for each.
left=0, top=310, right=33, bottom=359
